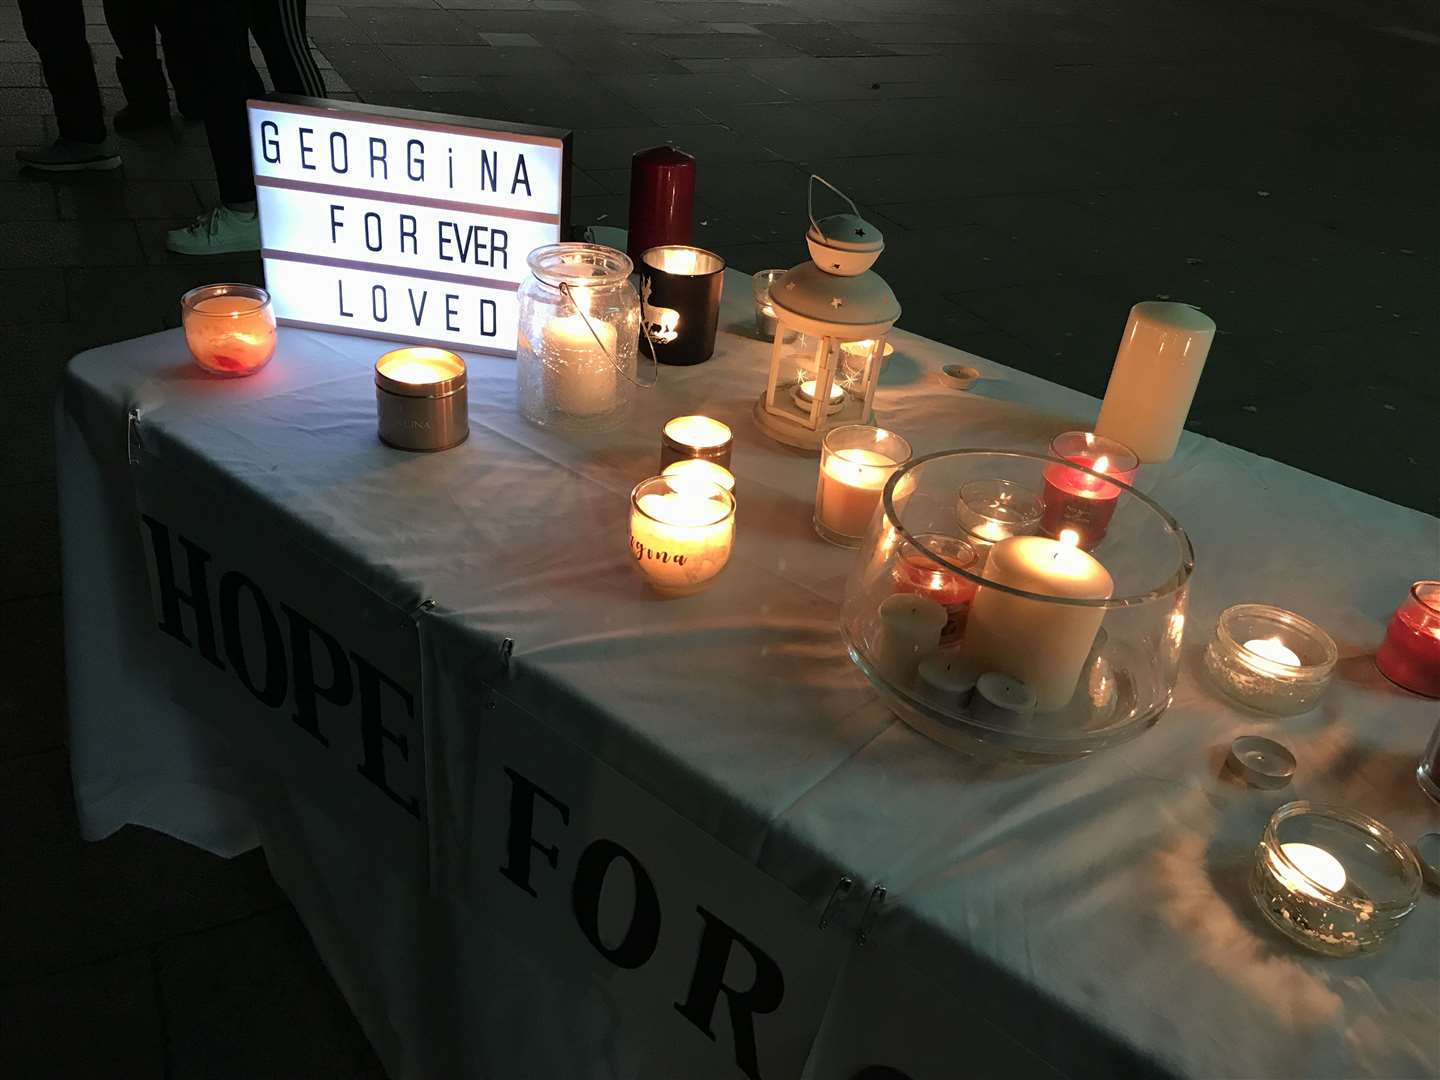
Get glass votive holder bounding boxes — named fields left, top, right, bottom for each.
left=659, top=414, right=733, bottom=471
left=1203, top=604, right=1337, bottom=715
left=954, top=478, right=1043, bottom=553
left=1039, top=431, right=1139, bottom=550
left=662, top=457, right=735, bottom=494
left=890, top=533, right=979, bottom=647
left=629, top=474, right=736, bottom=596
left=1376, top=581, right=1440, bottom=699
left=639, top=245, right=725, bottom=366
left=180, top=283, right=276, bottom=377
left=752, top=268, right=785, bottom=339
left=1417, top=716, right=1440, bottom=806
left=839, top=338, right=895, bottom=382
left=1250, top=801, right=1422, bottom=956
left=814, top=425, right=912, bottom=548
left=374, top=347, right=468, bottom=452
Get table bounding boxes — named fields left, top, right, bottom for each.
left=57, top=270, right=1440, bottom=1080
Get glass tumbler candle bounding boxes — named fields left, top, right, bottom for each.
left=180, top=283, right=276, bottom=376
left=1203, top=604, right=1337, bottom=715
left=1376, top=581, right=1440, bottom=698
left=814, top=425, right=912, bottom=548
left=1040, top=431, right=1139, bottom=549
left=955, top=478, right=1043, bottom=554
left=629, top=475, right=736, bottom=596
left=753, top=269, right=786, bottom=339
left=1250, top=801, right=1421, bottom=956
left=516, top=243, right=641, bottom=432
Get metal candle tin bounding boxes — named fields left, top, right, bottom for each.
left=659, top=414, right=733, bottom=471
left=374, top=347, right=469, bottom=452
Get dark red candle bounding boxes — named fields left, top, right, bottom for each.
left=628, top=146, right=695, bottom=269
left=891, top=534, right=979, bottom=645
left=1376, top=581, right=1440, bottom=698
left=1039, top=431, right=1138, bottom=550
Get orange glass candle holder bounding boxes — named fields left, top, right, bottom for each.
left=181, top=284, right=276, bottom=377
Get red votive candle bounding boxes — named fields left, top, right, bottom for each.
left=891, top=534, right=979, bottom=646
left=628, top=145, right=695, bottom=270
left=1376, top=581, right=1440, bottom=699
left=1040, top=431, right=1139, bottom=549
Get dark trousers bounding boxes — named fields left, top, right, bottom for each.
left=101, top=0, right=200, bottom=116
left=191, top=0, right=326, bottom=205
left=18, top=0, right=106, bottom=144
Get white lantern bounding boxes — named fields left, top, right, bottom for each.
left=753, top=176, right=901, bottom=451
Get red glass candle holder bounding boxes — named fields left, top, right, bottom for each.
left=891, top=533, right=979, bottom=646
left=627, top=145, right=695, bottom=270
left=1376, top=581, right=1440, bottom=699
left=1040, top=431, right=1139, bottom=549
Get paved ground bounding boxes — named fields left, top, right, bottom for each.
left=2, top=0, right=1437, bottom=1074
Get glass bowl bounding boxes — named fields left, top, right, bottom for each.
left=840, top=449, right=1194, bottom=759
left=180, top=283, right=276, bottom=377
left=1250, top=801, right=1422, bottom=956
left=1203, top=604, right=1337, bottom=715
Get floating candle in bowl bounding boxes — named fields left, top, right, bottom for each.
left=629, top=475, right=736, bottom=595
left=1203, top=604, right=1337, bottom=715
left=1040, top=431, right=1138, bottom=549
left=180, top=284, right=276, bottom=376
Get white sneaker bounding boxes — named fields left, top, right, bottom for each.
left=165, top=206, right=261, bottom=255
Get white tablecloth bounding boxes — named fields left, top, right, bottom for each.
left=58, top=270, right=1440, bottom=1080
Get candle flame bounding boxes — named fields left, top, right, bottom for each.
left=1093, top=454, right=1110, bottom=475
left=1059, top=529, right=1081, bottom=548
left=1274, top=842, right=1347, bottom=898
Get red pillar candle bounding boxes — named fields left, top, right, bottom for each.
left=1377, top=581, right=1440, bottom=698
left=1040, top=431, right=1139, bottom=549
left=891, top=534, right=979, bottom=645
left=627, top=146, right=695, bottom=270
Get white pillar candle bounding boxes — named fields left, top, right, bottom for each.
left=961, top=531, right=1114, bottom=710
left=543, top=309, right=619, bottom=417
left=872, top=594, right=947, bottom=687
left=1095, top=301, right=1215, bottom=463
left=629, top=481, right=735, bottom=595
left=816, top=448, right=897, bottom=539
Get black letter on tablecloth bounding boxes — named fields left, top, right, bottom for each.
left=351, top=653, right=421, bottom=819
left=282, top=604, right=351, bottom=748
left=571, top=839, right=661, bottom=969
left=140, top=515, right=222, bottom=669
left=260, top=119, right=280, bottom=164
left=674, top=906, right=786, bottom=1080
left=219, top=571, right=287, bottom=708
left=499, top=767, right=570, bottom=899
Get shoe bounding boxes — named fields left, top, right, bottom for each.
left=165, top=206, right=261, bottom=256
left=16, top=139, right=122, bottom=172
left=114, top=103, right=171, bottom=133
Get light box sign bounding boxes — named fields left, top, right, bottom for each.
left=247, top=95, right=571, bottom=356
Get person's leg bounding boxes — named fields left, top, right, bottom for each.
left=153, top=0, right=202, bottom=120
left=102, top=0, right=170, bottom=126
left=18, top=0, right=108, bottom=144
left=249, top=0, right=326, bottom=97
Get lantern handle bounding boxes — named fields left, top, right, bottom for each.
left=807, top=174, right=861, bottom=239
left=557, top=280, right=658, bottom=390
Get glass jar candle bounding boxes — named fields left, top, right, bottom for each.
left=1040, top=431, right=1139, bottom=550
left=180, top=283, right=276, bottom=377
left=1250, top=801, right=1421, bottom=956
left=1203, top=604, right=1337, bottom=715
left=516, top=243, right=641, bottom=432
left=1376, top=581, right=1440, bottom=698
left=752, top=269, right=786, bottom=340
left=629, top=475, right=736, bottom=596
left=814, top=425, right=912, bottom=548
left=662, top=458, right=735, bottom=494
left=955, top=478, right=1043, bottom=554
left=890, top=533, right=978, bottom=646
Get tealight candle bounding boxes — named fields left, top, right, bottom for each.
left=1039, top=431, right=1139, bottom=549
left=1203, top=604, right=1337, bottom=715
left=960, top=530, right=1114, bottom=711
left=792, top=378, right=846, bottom=415
left=659, top=414, right=733, bottom=471
left=629, top=475, right=735, bottom=595
left=814, top=425, right=912, bottom=547
left=662, top=457, right=735, bottom=494
left=374, top=347, right=469, bottom=452
left=1376, top=580, right=1440, bottom=699
left=542, top=289, right=619, bottom=417
left=891, top=533, right=979, bottom=646
left=180, top=283, right=276, bottom=377
left=955, top=478, right=1043, bottom=554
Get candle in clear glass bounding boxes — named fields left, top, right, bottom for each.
left=1376, top=581, right=1440, bottom=698
left=1039, top=431, right=1138, bottom=549
left=629, top=475, right=736, bottom=595
left=1203, top=604, right=1337, bottom=715
left=814, top=425, right=911, bottom=547
left=752, top=269, right=785, bottom=338
left=542, top=285, right=618, bottom=417
left=662, top=457, right=735, bottom=494
left=955, top=478, right=1043, bottom=554
left=180, top=284, right=276, bottom=376
left=891, top=533, right=979, bottom=646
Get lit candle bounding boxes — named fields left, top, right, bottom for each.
left=181, top=286, right=276, bottom=376
left=374, top=347, right=468, bottom=452
left=839, top=338, right=894, bottom=373
left=1203, top=604, right=1337, bottom=715
left=792, top=378, right=846, bottom=414
left=816, top=448, right=897, bottom=540
left=1040, top=432, right=1139, bottom=549
left=660, top=414, right=733, bottom=470
left=961, top=530, right=1114, bottom=711
left=662, top=457, right=735, bottom=494
left=1376, top=581, right=1440, bottom=698
left=1244, top=636, right=1302, bottom=668
left=1272, top=842, right=1347, bottom=899
left=891, top=534, right=978, bottom=646
left=871, top=594, right=947, bottom=687
left=629, top=476, right=735, bottom=595
left=542, top=286, right=618, bottom=417
left=956, top=478, right=1042, bottom=554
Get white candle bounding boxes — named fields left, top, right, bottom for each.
left=630, top=482, right=735, bottom=595
left=1095, top=301, right=1215, bottom=463
left=543, top=301, right=618, bottom=417
left=662, top=458, right=735, bottom=493
left=1273, top=842, right=1347, bottom=899
left=663, top=415, right=732, bottom=453
left=872, top=594, right=947, bottom=687
left=816, top=448, right=897, bottom=539
left=961, top=531, right=1114, bottom=710
left=1244, top=636, right=1302, bottom=668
